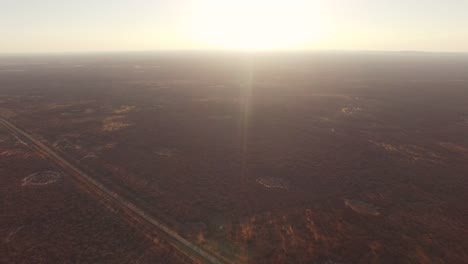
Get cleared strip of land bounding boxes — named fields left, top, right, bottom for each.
left=0, top=117, right=230, bottom=264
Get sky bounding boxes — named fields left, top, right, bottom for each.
left=1, top=0, right=468, bottom=53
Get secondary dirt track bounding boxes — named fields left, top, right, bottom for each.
left=0, top=117, right=230, bottom=264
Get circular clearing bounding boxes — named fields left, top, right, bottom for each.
left=22, top=171, right=62, bottom=186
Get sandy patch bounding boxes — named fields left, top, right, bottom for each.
left=341, top=107, right=362, bottom=115
left=345, top=199, right=380, bottom=216
left=102, top=116, right=131, bottom=132
left=370, top=140, right=442, bottom=163
left=22, top=171, right=61, bottom=186
left=154, top=148, right=178, bottom=157
left=82, top=152, right=98, bottom=159
left=113, top=105, right=136, bottom=114
left=53, top=138, right=80, bottom=150
left=439, top=142, right=468, bottom=155
left=256, top=177, right=289, bottom=190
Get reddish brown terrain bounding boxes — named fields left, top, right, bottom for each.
left=1, top=52, right=468, bottom=263
left=0, top=126, right=186, bottom=263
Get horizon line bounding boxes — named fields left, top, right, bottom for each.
left=1, top=48, right=468, bottom=57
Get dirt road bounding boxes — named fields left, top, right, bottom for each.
left=0, top=117, right=230, bottom=264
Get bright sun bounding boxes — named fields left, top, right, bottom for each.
left=189, top=0, right=325, bottom=50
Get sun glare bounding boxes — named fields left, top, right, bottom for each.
left=189, top=0, right=325, bottom=50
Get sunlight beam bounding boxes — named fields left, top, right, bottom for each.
left=189, top=0, right=325, bottom=50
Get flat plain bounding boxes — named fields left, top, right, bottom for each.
left=1, top=52, right=468, bottom=263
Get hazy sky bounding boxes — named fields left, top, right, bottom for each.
left=1, top=0, right=468, bottom=53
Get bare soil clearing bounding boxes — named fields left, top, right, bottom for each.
left=22, top=170, right=62, bottom=186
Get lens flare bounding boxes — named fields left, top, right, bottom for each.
left=189, top=0, right=325, bottom=50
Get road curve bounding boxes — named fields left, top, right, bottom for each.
left=0, top=117, right=230, bottom=264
